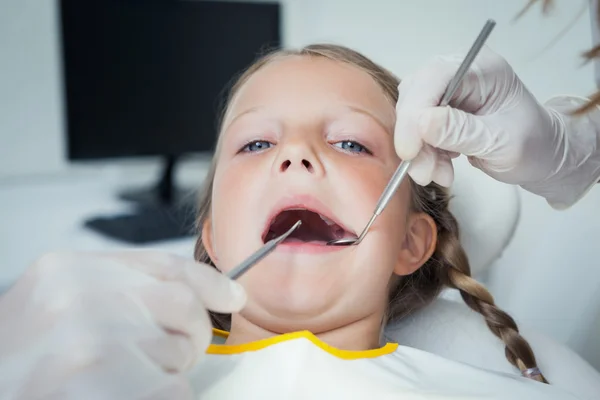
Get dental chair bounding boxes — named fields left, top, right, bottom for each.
left=384, top=157, right=600, bottom=399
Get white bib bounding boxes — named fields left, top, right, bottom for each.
left=186, top=330, right=581, bottom=399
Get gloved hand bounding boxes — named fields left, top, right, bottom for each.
left=0, top=251, right=245, bottom=399
left=394, top=46, right=600, bottom=209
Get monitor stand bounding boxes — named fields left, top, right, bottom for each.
left=84, top=155, right=199, bottom=244
left=118, top=155, right=193, bottom=206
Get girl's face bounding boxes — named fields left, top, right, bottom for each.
left=203, top=56, right=435, bottom=334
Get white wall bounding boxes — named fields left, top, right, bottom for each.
left=0, top=0, right=66, bottom=178
left=282, top=0, right=594, bottom=99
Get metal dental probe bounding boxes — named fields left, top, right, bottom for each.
left=328, top=19, right=496, bottom=246
left=226, top=220, right=302, bottom=280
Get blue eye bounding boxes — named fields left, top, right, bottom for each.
left=334, top=140, right=370, bottom=154
left=241, top=140, right=273, bottom=153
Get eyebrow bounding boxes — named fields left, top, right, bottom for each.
left=343, top=105, right=393, bottom=134
left=224, top=104, right=393, bottom=134
left=221, top=106, right=263, bottom=132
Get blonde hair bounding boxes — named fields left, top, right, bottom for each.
left=194, top=44, right=549, bottom=383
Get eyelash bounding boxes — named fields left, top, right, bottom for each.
left=238, top=139, right=372, bottom=155
left=332, top=140, right=372, bottom=155
left=238, top=140, right=273, bottom=153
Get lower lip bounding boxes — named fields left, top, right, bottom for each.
left=275, top=238, right=350, bottom=254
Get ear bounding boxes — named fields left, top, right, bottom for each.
left=201, top=216, right=219, bottom=265
left=394, top=212, right=437, bottom=276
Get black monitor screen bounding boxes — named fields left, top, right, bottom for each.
left=59, top=0, right=281, bottom=160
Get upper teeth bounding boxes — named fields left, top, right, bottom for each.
left=286, top=208, right=337, bottom=227
left=319, top=214, right=336, bottom=226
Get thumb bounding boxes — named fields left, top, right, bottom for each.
left=398, top=106, right=490, bottom=159
left=183, top=263, right=247, bottom=313
left=394, top=107, right=425, bottom=161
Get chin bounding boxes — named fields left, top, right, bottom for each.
left=246, top=274, right=342, bottom=321
left=245, top=257, right=345, bottom=291
left=240, top=264, right=388, bottom=335
left=242, top=303, right=347, bottom=335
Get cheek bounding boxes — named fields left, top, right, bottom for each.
left=336, top=156, right=411, bottom=228
left=333, top=158, right=411, bottom=274
left=380, top=183, right=411, bottom=235
left=210, top=162, right=268, bottom=269
left=376, top=185, right=411, bottom=263
left=213, top=163, right=254, bottom=201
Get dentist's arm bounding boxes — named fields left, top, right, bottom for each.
left=0, top=251, right=246, bottom=399
left=394, top=47, right=600, bottom=210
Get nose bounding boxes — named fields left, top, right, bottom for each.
left=279, top=158, right=314, bottom=173
left=274, top=138, right=325, bottom=176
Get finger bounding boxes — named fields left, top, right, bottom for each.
left=101, top=250, right=192, bottom=281
left=395, top=76, right=411, bottom=110
left=183, top=263, right=247, bottom=313
left=14, top=351, right=74, bottom=399
left=394, top=59, right=462, bottom=162
left=407, top=144, right=437, bottom=187
left=101, top=250, right=247, bottom=312
left=432, top=150, right=455, bottom=187
left=52, top=344, right=195, bottom=400
left=59, top=292, right=199, bottom=373
left=394, top=48, right=505, bottom=163
left=467, top=155, right=489, bottom=175
left=137, top=334, right=196, bottom=373
left=396, top=55, right=463, bottom=110
left=394, top=105, right=424, bottom=161
left=395, top=56, right=465, bottom=162
left=424, top=106, right=492, bottom=157
left=135, top=282, right=213, bottom=359
left=398, top=47, right=502, bottom=112
left=402, top=106, right=491, bottom=159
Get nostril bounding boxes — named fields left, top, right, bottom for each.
left=280, top=160, right=291, bottom=172
left=280, top=159, right=314, bottom=173
left=302, top=159, right=313, bottom=173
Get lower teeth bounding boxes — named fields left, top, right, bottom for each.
left=284, top=237, right=326, bottom=244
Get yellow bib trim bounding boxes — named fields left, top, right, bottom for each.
left=207, top=328, right=398, bottom=360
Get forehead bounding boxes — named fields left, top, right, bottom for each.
left=222, top=55, right=395, bottom=131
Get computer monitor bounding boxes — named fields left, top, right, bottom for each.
left=59, top=0, right=281, bottom=243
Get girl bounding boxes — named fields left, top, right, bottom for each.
left=185, top=44, right=580, bottom=399
left=0, top=44, right=587, bottom=399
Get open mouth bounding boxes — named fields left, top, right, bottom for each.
left=263, top=208, right=353, bottom=245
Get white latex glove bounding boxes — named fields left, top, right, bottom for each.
left=394, top=47, right=600, bottom=209
left=0, top=251, right=245, bottom=400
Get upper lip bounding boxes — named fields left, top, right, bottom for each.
left=262, top=194, right=354, bottom=241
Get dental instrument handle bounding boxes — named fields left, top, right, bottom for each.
left=373, top=19, right=496, bottom=220
left=439, top=19, right=496, bottom=107
left=226, top=220, right=302, bottom=280
left=373, top=160, right=413, bottom=216
left=328, top=20, right=495, bottom=247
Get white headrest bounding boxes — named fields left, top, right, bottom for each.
left=448, top=156, right=520, bottom=279
left=384, top=298, right=600, bottom=399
